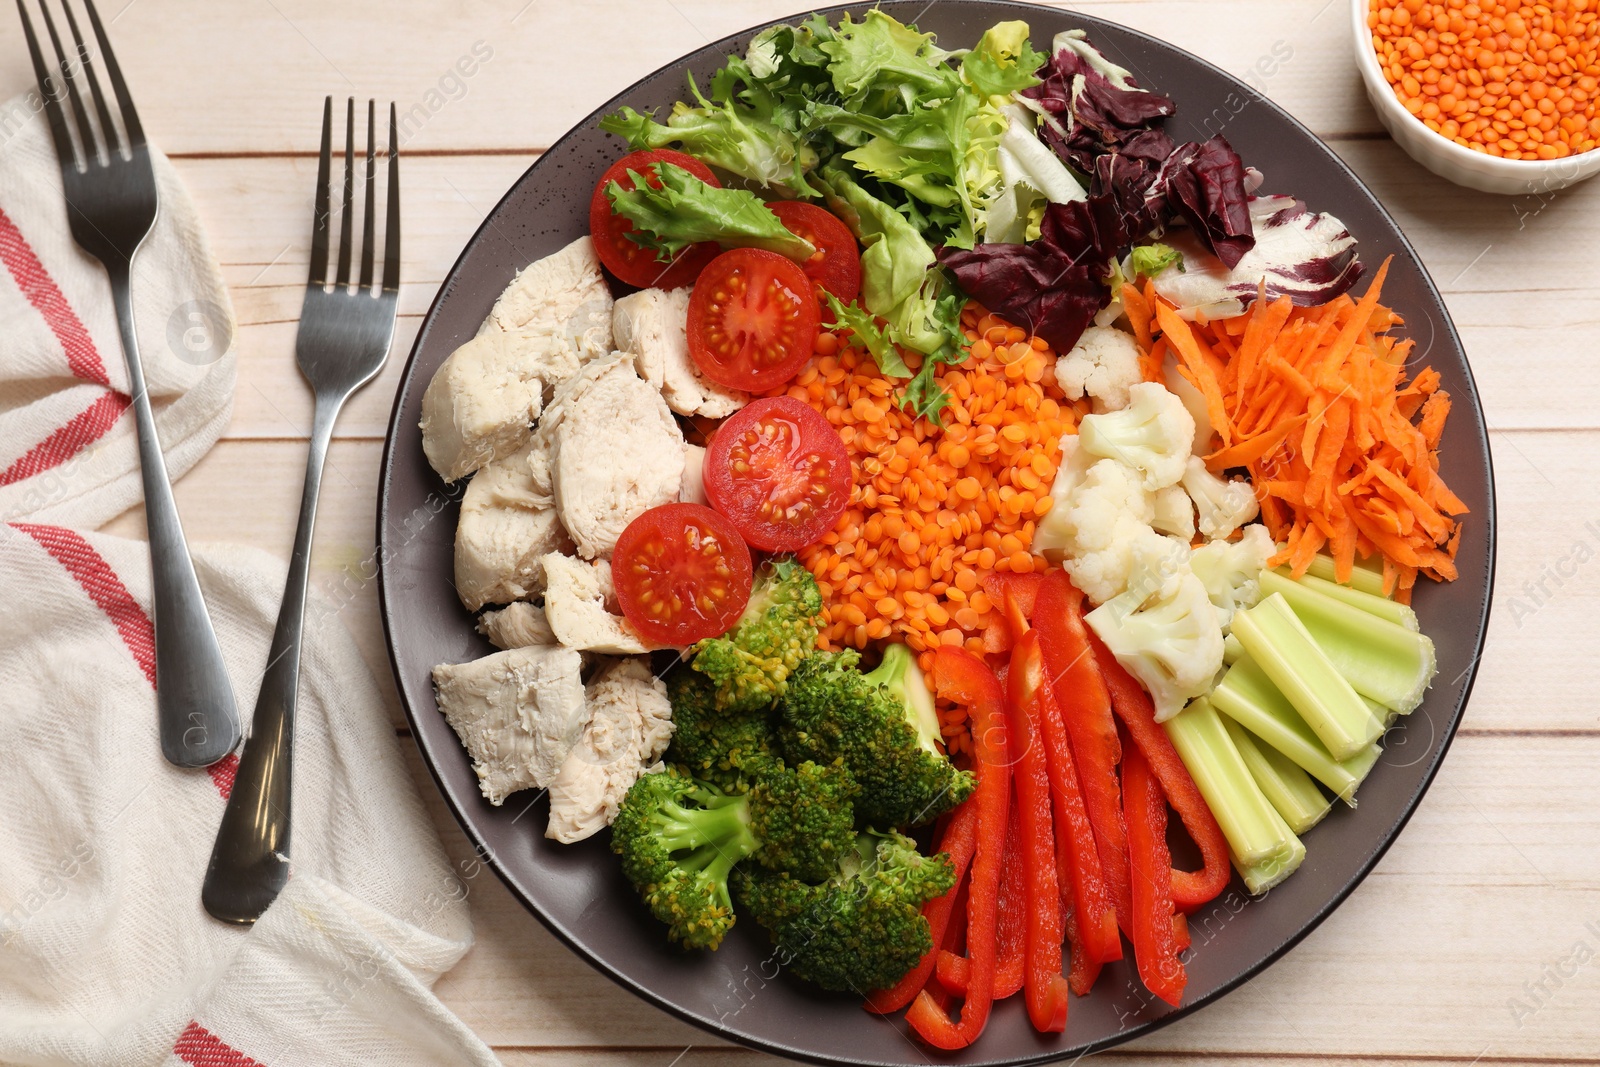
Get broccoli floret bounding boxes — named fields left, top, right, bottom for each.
left=612, top=770, right=758, bottom=950
left=690, top=558, right=823, bottom=714
left=779, top=646, right=975, bottom=829
left=663, top=668, right=776, bottom=792
left=734, top=829, right=956, bottom=992
left=612, top=759, right=859, bottom=948
left=747, top=758, right=860, bottom=881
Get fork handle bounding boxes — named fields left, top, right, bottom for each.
left=201, top=392, right=341, bottom=924
left=108, top=265, right=242, bottom=768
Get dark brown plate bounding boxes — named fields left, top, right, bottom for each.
left=377, top=3, right=1496, bottom=1062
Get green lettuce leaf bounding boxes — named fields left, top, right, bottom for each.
left=822, top=293, right=912, bottom=379
left=817, top=9, right=960, bottom=103
left=961, top=21, right=1047, bottom=99
left=605, top=163, right=815, bottom=262
left=816, top=165, right=935, bottom=317
left=1130, top=242, right=1184, bottom=278
left=599, top=72, right=818, bottom=197
left=889, top=271, right=968, bottom=421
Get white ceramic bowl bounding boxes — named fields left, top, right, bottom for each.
left=1350, top=0, right=1600, bottom=195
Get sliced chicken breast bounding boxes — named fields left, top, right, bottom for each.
left=432, top=643, right=586, bottom=805
left=546, top=657, right=675, bottom=844
left=548, top=354, right=685, bottom=559
left=611, top=287, right=747, bottom=418
left=420, top=237, right=612, bottom=482
left=454, top=439, right=574, bottom=612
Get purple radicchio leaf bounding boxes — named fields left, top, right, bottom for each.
left=937, top=185, right=1146, bottom=354
left=1156, top=135, right=1256, bottom=269
left=1021, top=34, right=1176, bottom=176
left=1149, top=195, right=1364, bottom=318
left=937, top=240, right=1109, bottom=354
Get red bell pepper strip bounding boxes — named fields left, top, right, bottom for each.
left=993, top=798, right=1026, bottom=1000
left=1063, top=903, right=1103, bottom=996
left=1006, top=629, right=1070, bottom=1032
left=982, top=571, right=1044, bottom=619
left=926, top=879, right=970, bottom=1012
left=1122, top=735, right=1187, bottom=1007
left=1092, top=635, right=1231, bottom=912
left=863, top=799, right=978, bottom=1014
left=906, top=648, right=1010, bottom=1050
left=1032, top=570, right=1133, bottom=933
left=1036, top=677, right=1122, bottom=967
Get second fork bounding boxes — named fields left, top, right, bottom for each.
left=202, top=97, right=400, bottom=924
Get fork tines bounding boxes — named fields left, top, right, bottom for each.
left=310, top=96, right=400, bottom=295
left=16, top=0, right=143, bottom=171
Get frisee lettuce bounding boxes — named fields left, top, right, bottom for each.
left=599, top=73, right=818, bottom=198
left=605, top=163, right=815, bottom=262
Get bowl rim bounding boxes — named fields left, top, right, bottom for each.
left=1348, top=0, right=1600, bottom=177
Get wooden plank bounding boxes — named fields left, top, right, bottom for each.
left=0, top=1, right=1384, bottom=158
left=98, top=438, right=406, bottom=720
left=414, top=733, right=1600, bottom=1059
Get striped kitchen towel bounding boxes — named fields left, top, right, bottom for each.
left=0, top=93, right=499, bottom=1066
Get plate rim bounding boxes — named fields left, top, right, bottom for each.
left=376, top=3, right=1499, bottom=1061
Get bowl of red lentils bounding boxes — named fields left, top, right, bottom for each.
left=1354, top=0, right=1600, bottom=193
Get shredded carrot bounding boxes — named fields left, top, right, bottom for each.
left=1150, top=257, right=1465, bottom=597
left=786, top=303, right=1074, bottom=753
left=1123, top=283, right=1154, bottom=353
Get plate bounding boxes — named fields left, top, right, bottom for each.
left=377, top=3, right=1496, bottom=1062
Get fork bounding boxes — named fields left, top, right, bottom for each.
left=17, top=0, right=240, bottom=768
left=202, top=97, right=400, bottom=924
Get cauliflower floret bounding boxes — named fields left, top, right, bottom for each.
left=1033, top=435, right=1096, bottom=559
left=1078, top=382, right=1195, bottom=491
left=1055, top=326, right=1143, bottom=413
left=1085, top=570, right=1225, bottom=722
left=1182, top=456, right=1260, bottom=539
left=1054, top=459, right=1196, bottom=605
left=1189, top=524, right=1276, bottom=631
left=1152, top=484, right=1196, bottom=541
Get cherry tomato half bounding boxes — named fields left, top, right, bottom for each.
left=612, top=503, right=753, bottom=645
left=766, top=201, right=862, bottom=305
left=589, top=150, right=721, bottom=289
left=703, top=396, right=852, bottom=553
left=687, top=248, right=820, bottom=392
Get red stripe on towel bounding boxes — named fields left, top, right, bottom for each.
left=10, top=523, right=240, bottom=795
left=208, top=753, right=239, bottom=800
left=0, top=389, right=129, bottom=487
left=12, top=523, right=156, bottom=687
left=0, top=205, right=113, bottom=387
left=173, top=1021, right=268, bottom=1067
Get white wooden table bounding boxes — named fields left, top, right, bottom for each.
left=7, top=0, right=1597, bottom=1062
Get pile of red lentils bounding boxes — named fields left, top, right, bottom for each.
left=1369, top=0, right=1600, bottom=159
left=780, top=306, right=1083, bottom=692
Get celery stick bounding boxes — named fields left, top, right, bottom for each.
left=1259, top=571, right=1436, bottom=714
left=1237, top=808, right=1306, bottom=894
left=1277, top=568, right=1419, bottom=631
left=1232, top=594, right=1383, bottom=760
left=1306, top=553, right=1387, bottom=597
left=1223, top=632, right=1245, bottom=665
left=1163, top=699, right=1295, bottom=868
left=1210, top=655, right=1380, bottom=804
left=1224, top=716, right=1333, bottom=834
